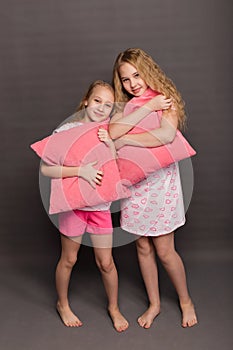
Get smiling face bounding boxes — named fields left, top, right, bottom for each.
left=118, top=62, right=148, bottom=97
left=83, top=85, right=114, bottom=123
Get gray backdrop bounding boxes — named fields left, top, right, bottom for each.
left=0, top=1, right=232, bottom=350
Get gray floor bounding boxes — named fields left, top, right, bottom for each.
left=1, top=232, right=232, bottom=350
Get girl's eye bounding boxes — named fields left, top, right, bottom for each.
left=94, top=98, right=101, bottom=103
left=134, top=73, right=140, bottom=78
left=122, top=78, right=129, bottom=83
left=105, top=104, right=113, bottom=109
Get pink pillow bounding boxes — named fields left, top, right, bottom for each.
left=117, top=88, right=196, bottom=186
left=30, top=120, right=130, bottom=214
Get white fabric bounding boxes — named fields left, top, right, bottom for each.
left=120, top=162, right=185, bottom=236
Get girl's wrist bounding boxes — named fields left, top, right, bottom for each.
left=76, top=166, right=81, bottom=177
left=119, top=135, right=126, bottom=147
left=114, top=136, right=126, bottom=150
left=144, top=100, right=156, bottom=111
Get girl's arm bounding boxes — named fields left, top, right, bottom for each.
left=40, top=161, right=103, bottom=188
left=114, top=109, right=178, bottom=149
left=40, top=162, right=79, bottom=178
left=109, top=95, right=172, bottom=140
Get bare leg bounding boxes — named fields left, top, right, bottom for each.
left=91, top=234, right=129, bottom=332
left=55, top=234, right=83, bottom=327
left=136, top=237, right=160, bottom=329
left=153, top=232, right=198, bottom=327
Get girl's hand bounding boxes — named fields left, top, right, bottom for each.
left=98, top=127, right=117, bottom=159
left=146, top=95, right=172, bottom=111
left=78, top=161, right=103, bottom=188
left=98, top=128, right=113, bottom=146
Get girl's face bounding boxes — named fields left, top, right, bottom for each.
left=118, top=62, right=148, bottom=97
left=84, top=86, right=114, bottom=123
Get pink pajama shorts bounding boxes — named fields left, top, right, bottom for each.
left=58, top=209, right=113, bottom=237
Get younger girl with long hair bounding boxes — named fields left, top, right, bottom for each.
left=40, top=80, right=129, bottom=332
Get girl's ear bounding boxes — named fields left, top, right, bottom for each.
left=84, top=100, right=88, bottom=107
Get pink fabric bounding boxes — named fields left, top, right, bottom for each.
left=117, top=88, right=196, bottom=186
left=30, top=120, right=130, bottom=214
left=59, top=209, right=113, bottom=236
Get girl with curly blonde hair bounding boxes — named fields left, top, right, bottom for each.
left=109, top=48, right=197, bottom=329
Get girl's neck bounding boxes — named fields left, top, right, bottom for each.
left=82, top=115, right=91, bottom=123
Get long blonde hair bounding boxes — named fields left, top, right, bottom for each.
left=113, top=48, right=186, bottom=129
left=70, top=80, right=114, bottom=122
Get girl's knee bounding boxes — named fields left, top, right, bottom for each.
left=156, top=245, right=175, bottom=263
left=154, top=233, right=175, bottom=263
left=96, top=257, right=114, bottom=274
left=136, top=237, right=154, bottom=257
left=61, top=254, right=77, bottom=268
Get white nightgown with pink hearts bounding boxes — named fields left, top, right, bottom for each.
left=120, top=162, right=185, bottom=236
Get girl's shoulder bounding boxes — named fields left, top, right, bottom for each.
left=53, top=121, right=83, bottom=133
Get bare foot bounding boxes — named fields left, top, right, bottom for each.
left=108, top=306, right=129, bottom=332
left=57, top=302, right=83, bottom=327
left=180, top=300, right=198, bottom=328
left=137, top=304, right=160, bottom=329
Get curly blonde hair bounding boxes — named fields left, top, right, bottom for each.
left=112, top=48, right=186, bottom=130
